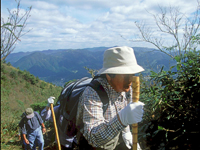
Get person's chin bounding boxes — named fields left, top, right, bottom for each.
left=123, top=87, right=130, bottom=92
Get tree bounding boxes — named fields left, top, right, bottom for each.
left=1, top=0, right=32, bottom=61
left=134, top=2, right=200, bottom=58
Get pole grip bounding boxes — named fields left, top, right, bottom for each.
left=51, top=103, right=61, bottom=150
left=132, top=76, right=140, bottom=150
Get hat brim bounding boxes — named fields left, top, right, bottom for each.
left=26, top=113, right=34, bottom=119
left=97, top=64, right=144, bottom=75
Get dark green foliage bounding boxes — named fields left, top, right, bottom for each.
left=25, top=82, right=30, bottom=89
left=1, top=75, right=8, bottom=82
left=139, top=51, right=200, bottom=150
left=1, top=65, right=8, bottom=74
left=10, top=70, right=17, bottom=79
left=30, top=101, right=48, bottom=113
left=7, top=62, right=11, bottom=66
left=22, top=70, right=38, bottom=85
left=17, top=69, right=23, bottom=75
left=36, top=76, right=39, bottom=82
left=40, top=81, right=47, bottom=89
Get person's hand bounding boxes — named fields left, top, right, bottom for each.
left=42, top=127, right=46, bottom=134
left=47, top=96, right=55, bottom=107
left=24, top=138, right=29, bottom=144
left=122, top=131, right=132, bottom=149
left=118, top=101, right=144, bottom=126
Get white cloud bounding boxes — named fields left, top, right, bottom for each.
left=1, top=0, right=199, bottom=52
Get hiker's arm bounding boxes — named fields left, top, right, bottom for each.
left=41, top=107, right=51, bottom=121
left=79, top=87, right=125, bottom=147
left=23, top=134, right=29, bottom=144
left=41, top=105, right=59, bottom=122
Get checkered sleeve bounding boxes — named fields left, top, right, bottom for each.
left=81, top=86, right=125, bottom=147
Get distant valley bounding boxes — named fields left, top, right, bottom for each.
left=6, top=47, right=176, bottom=86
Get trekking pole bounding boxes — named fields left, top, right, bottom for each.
left=132, top=76, right=140, bottom=150
left=50, top=103, right=61, bottom=150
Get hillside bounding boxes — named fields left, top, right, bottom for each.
left=1, top=62, right=63, bottom=150
left=6, top=47, right=176, bottom=86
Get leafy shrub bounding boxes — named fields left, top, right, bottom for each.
left=7, top=62, right=11, bottom=66
left=40, top=82, right=47, bottom=89
left=25, top=82, right=30, bottom=89
left=10, top=70, right=17, bottom=79
left=36, top=76, right=39, bottom=83
left=1, top=75, right=8, bottom=82
left=18, top=69, right=24, bottom=75
left=1, top=65, right=8, bottom=74
left=31, top=101, right=47, bottom=112
left=139, top=51, right=200, bottom=150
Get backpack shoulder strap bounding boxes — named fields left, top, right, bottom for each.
left=34, top=112, right=40, bottom=123
left=88, top=79, right=109, bottom=114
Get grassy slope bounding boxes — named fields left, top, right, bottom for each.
left=1, top=62, right=63, bottom=150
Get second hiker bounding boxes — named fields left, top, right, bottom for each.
left=19, top=108, right=46, bottom=150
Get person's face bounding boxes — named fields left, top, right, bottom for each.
left=106, top=74, right=134, bottom=92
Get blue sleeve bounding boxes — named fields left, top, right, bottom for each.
left=34, top=111, right=44, bottom=125
left=19, top=118, right=27, bottom=135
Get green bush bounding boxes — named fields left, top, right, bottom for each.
left=25, top=82, right=30, bottom=89
left=40, top=82, right=47, bottom=89
left=18, top=69, right=24, bottom=75
left=10, top=70, right=17, bottom=79
left=1, top=65, right=8, bottom=74
left=1, top=75, right=8, bottom=82
left=139, top=51, right=200, bottom=149
left=31, top=101, right=47, bottom=112
left=7, top=62, right=11, bottom=66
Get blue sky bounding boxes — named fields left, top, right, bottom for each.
left=1, top=0, right=199, bottom=53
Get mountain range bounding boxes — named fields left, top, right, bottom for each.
left=6, top=47, right=176, bottom=86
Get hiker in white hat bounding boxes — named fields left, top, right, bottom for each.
left=76, top=46, right=144, bottom=149
left=19, top=108, right=46, bottom=150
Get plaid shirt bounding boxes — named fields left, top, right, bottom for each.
left=76, top=77, right=132, bottom=147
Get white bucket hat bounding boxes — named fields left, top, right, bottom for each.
left=97, top=46, right=144, bottom=74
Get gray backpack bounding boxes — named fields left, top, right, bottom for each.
left=56, top=77, right=109, bottom=137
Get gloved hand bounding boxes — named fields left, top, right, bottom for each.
left=122, top=131, right=132, bottom=149
left=122, top=131, right=142, bottom=150
left=47, top=96, right=55, bottom=107
left=118, top=101, right=144, bottom=126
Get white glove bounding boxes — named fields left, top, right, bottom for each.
left=122, top=131, right=132, bottom=149
left=122, top=131, right=142, bottom=150
left=47, top=96, right=55, bottom=107
left=118, top=101, right=144, bottom=126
